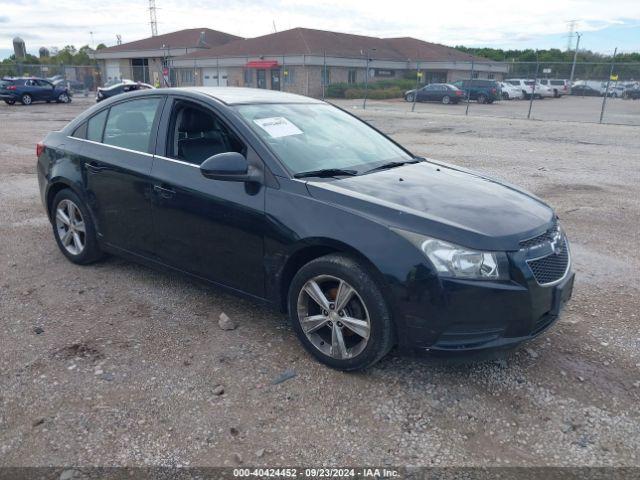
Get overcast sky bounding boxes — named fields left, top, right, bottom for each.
left=2, top=0, right=639, bottom=59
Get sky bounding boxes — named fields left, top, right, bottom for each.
left=1, top=0, right=639, bottom=59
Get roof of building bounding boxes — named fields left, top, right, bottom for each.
left=180, top=27, right=484, bottom=62
left=96, top=28, right=242, bottom=54
left=175, top=86, right=322, bottom=105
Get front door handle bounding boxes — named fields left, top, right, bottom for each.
left=153, top=185, right=176, bottom=199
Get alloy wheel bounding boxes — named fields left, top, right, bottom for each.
left=59, top=93, right=69, bottom=103
left=22, top=94, right=32, bottom=105
left=296, top=275, right=371, bottom=360
left=55, top=199, right=86, bottom=255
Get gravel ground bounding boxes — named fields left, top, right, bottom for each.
left=336, top=95, right=640, bottom=126
left=1, top=96, right=639, bottom=468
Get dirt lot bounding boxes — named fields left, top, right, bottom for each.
left=1, top=96, right=639, bottom=469
left=337, top=95, right=640, bottom=126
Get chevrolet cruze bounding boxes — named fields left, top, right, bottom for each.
left=37, top=87, right=574, bottom=370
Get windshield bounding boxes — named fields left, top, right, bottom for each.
left=234, top=103, right=412, bottom=176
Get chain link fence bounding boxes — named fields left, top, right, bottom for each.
left=2, top=59, right=638, bottom=125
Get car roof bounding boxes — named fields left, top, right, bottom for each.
left=172, top=87, right=323, bottom=105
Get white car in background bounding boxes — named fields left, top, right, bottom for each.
left=539, top=79, right=569, bottom=97
left=505, top=79, right=554, bottom=99
left=499, top=82, right=523, bottom=100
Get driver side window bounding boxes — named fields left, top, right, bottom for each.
left=167, top=101, right=245, bottom=166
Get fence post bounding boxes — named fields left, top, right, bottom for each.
left=465, top=59, right=474, bottom=116
left=599, top=47, right=617, bottom=124
left=411, top=60, right=420, bottom=112
left=527, top=53, right=539, bottom=119
left=322, top=49, right=326, bottom=101
left=363, top=52, right=369, bottom=109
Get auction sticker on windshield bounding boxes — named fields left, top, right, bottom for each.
left=253, top=117, right=303, bottom=138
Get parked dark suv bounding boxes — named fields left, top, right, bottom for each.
left=0, top=77, right=71, bottom=105
left=451, top=79, right=501, bottom=103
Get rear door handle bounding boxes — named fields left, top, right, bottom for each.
left=153, top=185, right=176, bottom=199
left=86, top=162, right=109, bottom=173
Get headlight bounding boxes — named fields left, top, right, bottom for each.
left=392, top=228, right=509, bottom=280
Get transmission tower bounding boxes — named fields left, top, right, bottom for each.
left=566, top=20, right=577, bottom=51
left=149, top=0, right=158, bottom=37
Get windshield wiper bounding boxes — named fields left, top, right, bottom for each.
left=362, top=159, right=421, bottom=174
left=294, top=168, right=358, bottom=179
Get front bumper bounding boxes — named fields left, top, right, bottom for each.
left=397, top=253, right=574, bottom=353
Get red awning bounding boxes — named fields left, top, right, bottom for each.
left=246, top=60, right=279, bottom=68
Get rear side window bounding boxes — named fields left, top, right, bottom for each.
left=550, top=80, right=565, bottom=86
left=87, top=109, right=109, bottom=142
left=103, top=98, right=162, bottom=153
left=72, top=122, right=87, bottom=139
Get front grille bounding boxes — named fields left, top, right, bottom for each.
left=527, top=238, right=569, bottom=285
left=520, top=224, right=558, bottom=249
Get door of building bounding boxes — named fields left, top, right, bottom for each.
left=270, top=69, right=280, bottom=90
left=256, top=69, right=266, bottom=89
left=202, top=68, right=228, bottom=87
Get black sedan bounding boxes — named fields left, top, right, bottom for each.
left=1, top=77, right=71, bottom=105
left=404, top=83, right=465, bottom=104
left=37, top=87, right=574, bottom=370
left=570, top=84, right=602, bottom=96
left=96, top=81, right=154, bottom=102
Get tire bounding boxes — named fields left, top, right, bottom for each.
left=288, top=253, right=395, bottom=371
left=553, top=89, right=559, bottom=98
left=4, top=99, right=15, bottom=105
left=477, top=94, right=487, bottom=104
left=406, top=93, right=415, bottom=102
left=51, top=189, right=103, bottom=265
left=21, top=94, right=32, bottom=105
left=57, top=92, right=70, bottom=103
left=441, top=95, right=451, bottom=104
left=502, top=92, right=509, bottom=100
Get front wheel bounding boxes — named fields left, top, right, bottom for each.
left=502, top=92, right=510, bottom=100
left=57, top=92, right=70, bottom=103
left=405, top=93, right=415, bottom=102
left=288, top=254, right=395, bottom=370
left=51, top=189, right=103, bottom=265
left=21, top=94, right=32, bottom=105
left=441, top=95, right=451, bottom=104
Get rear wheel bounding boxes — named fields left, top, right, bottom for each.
left=288, top=254, right=395, bottom=370
left=477, top=94, right=487, bottom=104
left=4, top=99, right=15, bottom=105
left=21, top=94, right=32, bottom=105
left=51, top=189, right=103, bottom=265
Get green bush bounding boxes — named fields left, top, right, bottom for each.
left=327, top=78, right=414, bottom=98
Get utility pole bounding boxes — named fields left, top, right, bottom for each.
left=600, top=47, right=617, bottom=124
left=363, top=48, right=376, bottom=109
left=527, top=51, right=540, bottom=119
left=322, top=49, right=326, bottom=100
left=566, top=20, right=577, bottom=52
left=568, top=32, right=582, bottom=93
left=411, top=60, right=420, bottom=112
left=149, top=0, right=158, bottom=37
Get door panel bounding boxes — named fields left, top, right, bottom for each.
left=82, top=96, right=165, bottom=256
left=150, top=154, right=265, bottom=296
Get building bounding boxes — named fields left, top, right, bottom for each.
left=170, top=28, right=508, bottom=96
left=92, top=28, right=242, bottom=85
left=92, top=27, right=507, bottom=96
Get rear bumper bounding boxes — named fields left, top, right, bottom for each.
left=0, top=93, right=18, bottom=100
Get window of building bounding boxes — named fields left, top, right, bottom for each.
left=167, top=101, right=245, bottom=166
left=180, top=69, right=194, bottom=85
left=244, top=69, right=253, bottom=86
left=283, top=68, right=295, bottom=85
left=321, top=67, right=331, bottom=86
left=348, top=69, right=357, bottom=84
left=87, top=109, right=109, bottom=142
left=103, top=98, right=163, bottom=153
left=488, top=73, right=495, bottom=79
left=472, top=71, right=479, bottom=79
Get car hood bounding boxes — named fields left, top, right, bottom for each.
left=304, top=160, right=554, bottom=251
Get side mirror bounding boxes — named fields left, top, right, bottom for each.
left=200, top=152, right=261, bottom=183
